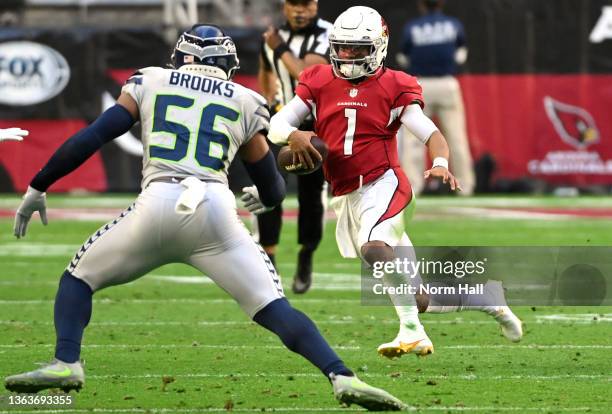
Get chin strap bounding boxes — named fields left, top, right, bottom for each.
left=178, top=64, right=229, bottom=80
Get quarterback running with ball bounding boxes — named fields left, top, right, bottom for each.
left=4, top=24, right=407, bottom=411
left=269, top=6, right=523, bottom=358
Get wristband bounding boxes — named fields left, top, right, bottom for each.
left=273, top=43, right=291, bottom=60
left=432, top=157, right=448, bottom=169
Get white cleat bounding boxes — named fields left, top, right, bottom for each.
left=5, top=359, right=84, bottom=393
left=492, top=306, right=523, bottom=342
left=377, top=331, right=434, bottom=358
left=330, top=373, right=408, bottom=411
left=482, top=281, right=523, bottom=342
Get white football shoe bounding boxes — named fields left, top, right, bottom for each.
left=491, top=306, right=523, bottom=342
left=377, top=328, right=434, bottom=358
left=482, top=280, right=523, bottom=342
left=4, top=359, right=84, bottom=393
left=330, top=373, right=408, bottom=411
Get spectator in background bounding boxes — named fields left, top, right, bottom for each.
left=257, top=0, right=332, bottom=293
left=397, top=0, right=475, bottom=195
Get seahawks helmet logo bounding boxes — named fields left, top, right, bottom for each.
left=544, top=96, right=599, bottom=149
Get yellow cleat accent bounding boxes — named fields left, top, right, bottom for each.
left=377, top=339, right=434, bottom=359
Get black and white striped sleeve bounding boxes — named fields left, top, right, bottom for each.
left=306, top=20, right=332, bottom=61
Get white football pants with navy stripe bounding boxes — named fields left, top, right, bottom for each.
left=67, top=182, right=284, bottom=318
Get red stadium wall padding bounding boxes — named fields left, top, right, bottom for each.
left=459, top=74, right=612, bottom=186
left=0, top=120, right=107, bottom=192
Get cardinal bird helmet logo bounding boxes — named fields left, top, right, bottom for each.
left=544, top=96, right=599, bottom=149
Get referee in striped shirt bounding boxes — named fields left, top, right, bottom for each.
left=257, top=0, right=332, bottom=294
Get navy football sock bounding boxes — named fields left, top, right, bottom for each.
left=254, top=298, right=353, bottom=378
left=54, top=271, right=93, bottom=363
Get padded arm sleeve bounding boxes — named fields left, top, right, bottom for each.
left=268, top=96, right=311, bottom=145
left=400, top=104, right=439, bottom=144
left=243, top=150, right=286, bottom=207
left=30, top=105, right=136, bottom=192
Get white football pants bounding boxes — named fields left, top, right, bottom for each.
left=67, top=182, right=284, bottom=318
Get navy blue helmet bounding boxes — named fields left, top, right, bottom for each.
left=171, top=24, right=240, bottom=80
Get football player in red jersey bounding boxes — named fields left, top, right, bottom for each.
left=269, top=6, right=523, bottom=358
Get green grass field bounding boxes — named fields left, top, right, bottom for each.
left=0, top=195, right=611, bottom=413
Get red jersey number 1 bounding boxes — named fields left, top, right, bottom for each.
left=344, top=108, right=356, bottom=155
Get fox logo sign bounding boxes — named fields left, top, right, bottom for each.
left=0, top=41, right=70, bottom=106
left=544, top=96, right=599, bottom=150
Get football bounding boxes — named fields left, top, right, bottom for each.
left=277, top=136, right=328, bottom=175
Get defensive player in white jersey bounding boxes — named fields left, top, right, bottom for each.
left=4, top=25, right=407, bottom=411
left=0, top=128, right=28, bottom=142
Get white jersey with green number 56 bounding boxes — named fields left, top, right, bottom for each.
left=122, top=66, right=269, bottom=188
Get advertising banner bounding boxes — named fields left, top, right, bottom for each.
left=0, top=28, right=258, bottom=192
left=460, top=75, right=612, bottom=187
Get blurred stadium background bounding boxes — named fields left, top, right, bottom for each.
left=1, top=0, right=612, bottom=194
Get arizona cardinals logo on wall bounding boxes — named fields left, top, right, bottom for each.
left=544, top=96, right=599, bottom=149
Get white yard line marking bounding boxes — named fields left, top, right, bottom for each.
left=2, top=195, right=612, bottom=208
left=0, top=281, right=59, bottom=286
left=0, top=272, right=363, bottom=291
left=0, top=317, right=608, bottom=326
left=149, top=274, right=362, bottom=289
left=0, top=319, right=499, bottom=326
left=0, top=243, right=79, bottom=256
left=0, top=344, right=361, bottom=350
left=535, top=313, right=612, bottom=322
left=443, top=344, right=612, bottom=349
left=0, top=344, right=609, bottom=350
left=148, top=274, right=358, bottom=283
left=0, top=299, right=611, bottom=325
left=149, top=275, right=212, bottom=284
left=0, top=197, right=134, bottom=209
left=441, top=207, right=574, bottom=221
left=436, top=410, right=592, bottom=413
left=416, top=197, right=612, bottom=208
left=84, top=372, right=610, bottom=381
